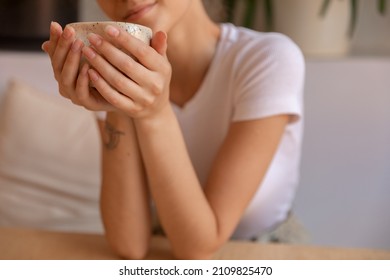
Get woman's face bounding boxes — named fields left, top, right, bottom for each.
left=96, top=0, right=193, bottom=32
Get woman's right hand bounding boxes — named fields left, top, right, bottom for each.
left=42, top=21, right=113, bottom=111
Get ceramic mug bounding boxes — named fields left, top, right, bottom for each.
left=67, top=21, right=152, bottom=46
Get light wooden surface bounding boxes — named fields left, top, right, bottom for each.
left=0, top=227, right=389, bottom=260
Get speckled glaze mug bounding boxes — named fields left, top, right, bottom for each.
left=67, top=21, right=152, bottom=46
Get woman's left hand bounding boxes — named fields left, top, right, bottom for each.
left=83, top=25, right=172, bottom=119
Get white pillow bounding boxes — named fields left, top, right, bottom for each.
left=0, top=79, right=103, bottom=233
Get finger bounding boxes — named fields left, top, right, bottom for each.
left=46, top=22, right=63, bottom=57
left=151, top=31, right=168, bottom=58
left=76, top=64, right=113, bottom=111
left=86, top=33, right=169, bottom=106
left=41, top=41, right=50, bottom=53
left=82, top=45, right=144, bottom=102
left=104, top=25, right=163, bottom=71
left=52, top=25, right=76, bottom=79
left=87, top=33, right=148, bottom=85
left=60, top=39, right=84, bottom=102
left=88, top=68, right=139, bottom=114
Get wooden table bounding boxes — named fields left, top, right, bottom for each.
left=1, top=227, right=389, bottom=260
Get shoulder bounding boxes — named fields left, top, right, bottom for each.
left=220, top=23, right=301, bottom=53
left=215, top=25, right=305, bottom=123
left=218, top=23, right=305, bottom=72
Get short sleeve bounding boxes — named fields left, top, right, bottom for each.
left=232, top=33, right=305, bottom=123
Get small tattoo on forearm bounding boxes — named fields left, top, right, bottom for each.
left=104, top=121, right=125, bottom=150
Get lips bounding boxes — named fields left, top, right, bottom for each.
left=124, top=2, right=156, bottom=22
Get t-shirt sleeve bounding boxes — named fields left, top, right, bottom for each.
left=232, top=33, right=305, bottom=123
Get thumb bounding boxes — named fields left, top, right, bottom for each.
left=151, top=31, right=168, bottom=57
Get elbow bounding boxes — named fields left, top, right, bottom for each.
left=106, top=234, right=150, bottom=260
left=172, top=242, right=219, bottom=260
left=111, top=240, right=150, bottom=260
left=170, top=230, right=228, bottom=260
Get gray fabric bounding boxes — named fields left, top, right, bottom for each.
left=255, top=213, right=310, bottom=244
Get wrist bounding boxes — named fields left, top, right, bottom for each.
left=133, top=103, right=175, bottom=131
left=102, top=111, right=133, bottom=135
left=106, top=111, right=131, bottom=122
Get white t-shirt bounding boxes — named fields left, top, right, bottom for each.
left=171, top=23, right=305, bottom=239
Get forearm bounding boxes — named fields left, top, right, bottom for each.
left=133, top=106, right=221, bottom=259
left=98, top=112, right=151, bottom=259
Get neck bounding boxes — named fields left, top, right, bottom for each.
left=166, top=1, right=221, bottom=107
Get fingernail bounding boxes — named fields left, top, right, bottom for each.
left=50, top=21, right=58, bottom=35
left=82, top=46, right=96, bottom=59
left=41, top=41, right=48, bottom=52
left=62, top=26, right=73, bottom=39
left=88, top=69, right=99, bottom=82
left=88, top=33, right=102, bottom=46
left=71, top=39, right=83, bottom=52
left=105, top=25, right=120, bottom=37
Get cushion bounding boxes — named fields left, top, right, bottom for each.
left=0, top=79, right=103, bottom=233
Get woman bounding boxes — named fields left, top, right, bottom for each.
left=42, top=0, right=305, bottom=259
